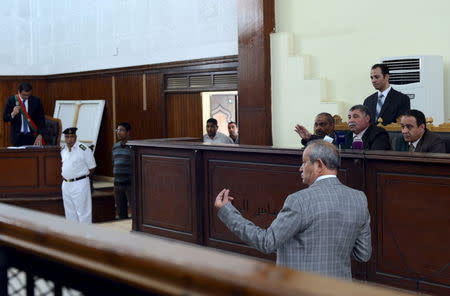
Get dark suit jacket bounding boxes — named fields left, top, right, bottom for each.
left=342, top=125, right=391, bottom=150
left=363, top=88, right=410, bottom=125
left=394, top=129, right=446, bottom=153
left=301, top=131, right=337, bottom=146
left=3, top=95, right=46, bottom=145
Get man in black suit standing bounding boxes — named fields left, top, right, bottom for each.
left=363, top=64, right=410, bottom=125
left=3, top=82, right=46, bottom=146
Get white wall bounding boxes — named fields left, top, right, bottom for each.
left=272, top=0, right=450, bottom=146
left=0, top=0, right=42, bottom=74
left=0, top=0, right=238, bottom=75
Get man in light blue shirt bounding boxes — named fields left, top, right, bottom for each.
left=203, top=118, right=234, bottom=144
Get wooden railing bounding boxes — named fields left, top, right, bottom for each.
left=0, top=203, right=415, bottom=296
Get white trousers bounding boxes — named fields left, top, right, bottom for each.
left=62, top=178, right=92, bottom=224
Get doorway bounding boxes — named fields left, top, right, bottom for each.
left=201, top=91, right=238, bottom=137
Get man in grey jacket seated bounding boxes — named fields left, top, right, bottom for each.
left=215, top=140, right=371, bottom=280
left=203, top=118, right=234, bottom=144
left=394, top=109, right=446, bottom=153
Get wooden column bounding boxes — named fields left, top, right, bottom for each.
left=237, top=0, right=275, bottom=145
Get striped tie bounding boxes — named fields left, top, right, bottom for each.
left=375, top=94, right=384, bottom=121
left=408, top=143, right=415, bottom=152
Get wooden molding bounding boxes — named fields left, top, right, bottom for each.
left=237, top=0, right=275, bottom=145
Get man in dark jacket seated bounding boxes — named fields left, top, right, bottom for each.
left=341, top=105, right=391, bottom=150
left=295, top=112, right=337, bottom=146
left=394, top=109, right=446, bottom=153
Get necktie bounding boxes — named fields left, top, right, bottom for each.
left=375, top=94, right=384, bottom=121
left=352, top=136, right=364, bottom=150
left=408, top=143, right=415, bottom=152
left=22, top=99, right=29, bottom=134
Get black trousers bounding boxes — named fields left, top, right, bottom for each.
left=114, top=183, right=133, bottom=219
left=13, top=133, right=36, bottom=146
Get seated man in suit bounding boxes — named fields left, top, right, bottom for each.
left=215, top=140, right=371, bottom=280
left=203, top=118, right=234, bottom=144
left=295, top=112, right=336, bottom=146
left=363, top=64, right=410, bottom=125
left=342, top=105, right=391, bottom=150
left=394, top=109, right=446, bottom=153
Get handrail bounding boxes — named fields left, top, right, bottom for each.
left=0, top=203, right=414, bottom=295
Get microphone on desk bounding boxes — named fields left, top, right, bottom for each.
left=335, top=131, right=346, bottom=149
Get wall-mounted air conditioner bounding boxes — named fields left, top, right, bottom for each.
left=381, top=55, right=444, bottom=124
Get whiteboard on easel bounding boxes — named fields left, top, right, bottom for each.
left=53, top=100, right=105, bottom=151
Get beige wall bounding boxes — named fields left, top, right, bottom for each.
left=272, top=0, right=450, bottom=147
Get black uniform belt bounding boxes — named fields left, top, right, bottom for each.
left=63, top=175, right=89, bottom=182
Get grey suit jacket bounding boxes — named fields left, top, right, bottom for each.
left=218, top=177, right=371, bottom=280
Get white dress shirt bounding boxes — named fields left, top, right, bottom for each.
left=61, top=142, right=96, bottom=179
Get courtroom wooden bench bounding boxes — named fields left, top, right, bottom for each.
left=0, top=203, right=415, bottom=296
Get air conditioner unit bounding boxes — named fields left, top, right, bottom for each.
left=381, top=55, right=444, bottom=124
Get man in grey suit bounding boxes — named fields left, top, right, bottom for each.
left=215, top=140, right=371, bottom=280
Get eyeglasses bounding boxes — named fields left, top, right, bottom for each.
left=114, top=128, right=127, bottom=132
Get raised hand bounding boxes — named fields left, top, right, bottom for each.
left=214, top=188, right=235, bottom=209
left=294, top=124, right=312, bottom=140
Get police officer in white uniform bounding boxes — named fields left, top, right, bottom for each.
left=61, top=127, right=96, bottom=223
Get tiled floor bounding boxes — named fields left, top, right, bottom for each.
left=97, top=218, right=132, bottom=233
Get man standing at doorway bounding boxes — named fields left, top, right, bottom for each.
left=203, top=118, right=234, bottom=144
left=61, top=127, right=96, bottom=224
left=228, top=121, right=239, bottom=144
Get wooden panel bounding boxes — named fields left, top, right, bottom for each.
left=44, top=155, right=61, bottom=186
left=366, top=158, right=450, bottom=295
left=377, top=174, right=450, bottom=282
left=0, top=157, right=39, bottom=187
left=136, top=148, right=200, bottom=243
left=115, top=72, right=143, bottom=138
left=0, top=148, right=61, bottom=197
left=0, top=191, right=115, bottom=223
left=237, top=0, right=274, bottom=145
left=205, top=153, right=302, bottom=259
left=166, top=93, right=202, bottom=138
left=146, top=73, right=165, bottom=138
